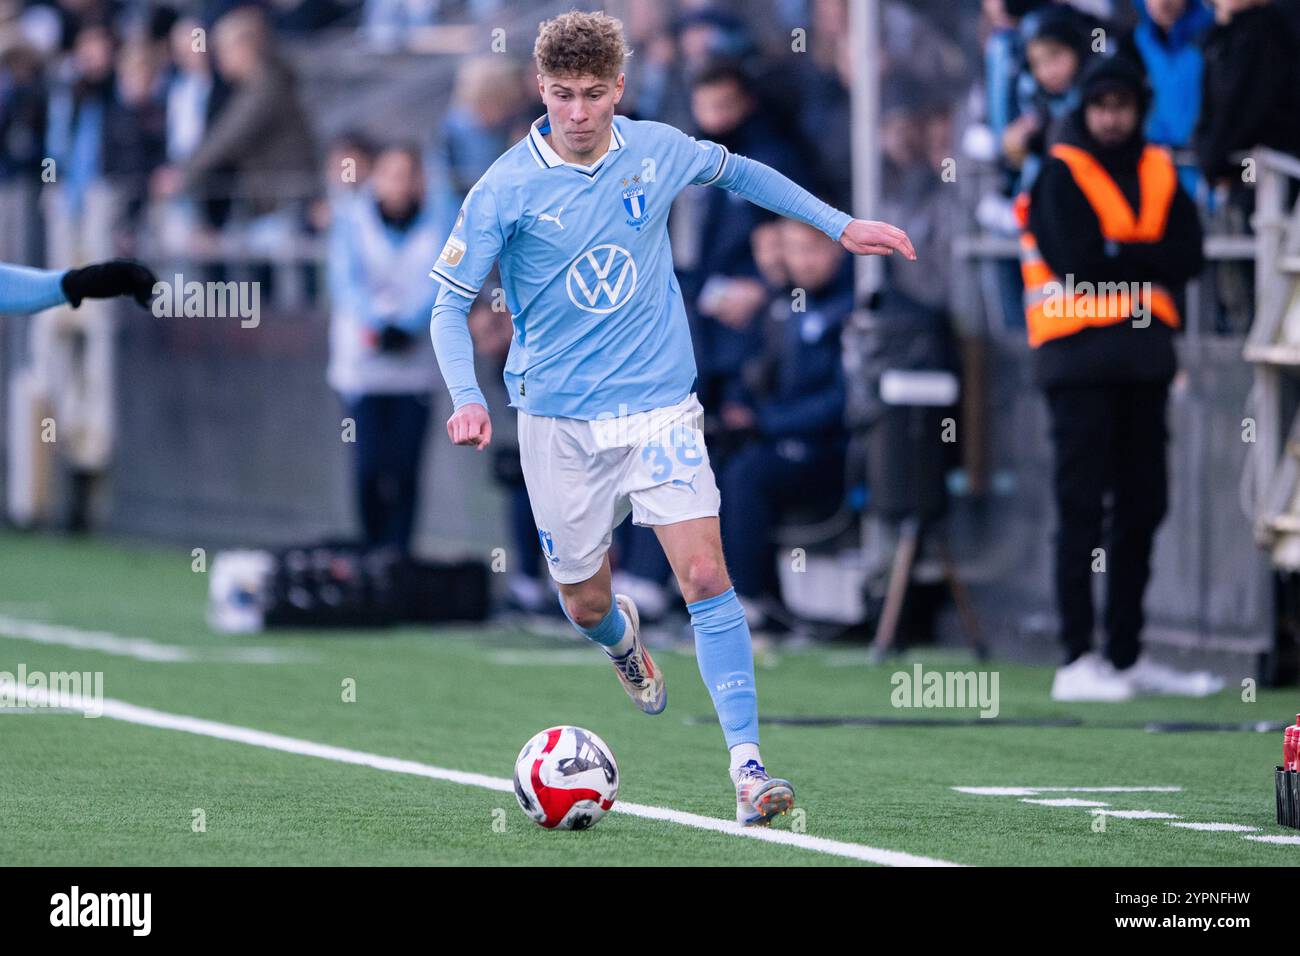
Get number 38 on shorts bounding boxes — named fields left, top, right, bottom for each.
left=640, top=421, right=704, bottom=482
left=516, top=392, right=722, bottom=585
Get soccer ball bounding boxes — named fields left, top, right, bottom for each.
left=512, top=726, right=619, bottom=830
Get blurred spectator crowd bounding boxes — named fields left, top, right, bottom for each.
left=2, top=0, right=1299, bottom=630
left=972, top=0, right=1300, bottom=337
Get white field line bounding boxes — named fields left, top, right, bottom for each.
left=1168, top=822, right=1257, bottom=832
left=11, top=682, right=961, bottom=867
left=958, top=785, right=1292, bottom=847
left=0, top=602, right=53, bottom=617
left=487, top=650, right=607, bottom=666
left=0, top=614, right=308, bottom=664
left=1020, top=798, right=1109, bottom=807
left=953, top=786, right=1183, bottom=796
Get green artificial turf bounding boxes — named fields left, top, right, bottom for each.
left=2, top=531, right=1298, bottom=866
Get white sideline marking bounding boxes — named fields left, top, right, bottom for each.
left=958, top=784, right=1286, bottom=844
left=954, top=786, right=1182, bottom=796
left=0, top=602, right=52, bottom=617
left=488, top=650, right=606, bottom=667
left=1168, top=822, right=1257, bottom=832
left=0, top=614, right=308, bottom=664
left=11, top=682, right=961, bottom=867
left=1021, top=798, right=1109, bottom=807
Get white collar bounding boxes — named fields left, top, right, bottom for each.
left=528, top=115, right=624, bottom=173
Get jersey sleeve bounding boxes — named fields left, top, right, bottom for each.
left=713, top=153, right=853, bottom=241
left=429, top=179, right=505, bottom=300
left=430, top=285, right=486, bottom=411
left=670, top=126, right=730, bottom=187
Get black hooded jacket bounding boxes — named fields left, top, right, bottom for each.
left=1194, top=3, right=1300, bottom=182
left=1026, top=108, right=1205, bottom=387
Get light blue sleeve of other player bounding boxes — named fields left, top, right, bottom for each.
left=0, top=262, right=68, bottom=314
left=666, top=123, right=851, bottom=239
left=429, top=178, right=507, bottom=412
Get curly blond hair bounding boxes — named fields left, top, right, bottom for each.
left=533, top=10, right=631, bottom=80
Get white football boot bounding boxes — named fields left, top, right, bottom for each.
left=1050, top=652, right=1136, bottom=702
left=733, top=759, right=795, bottom=827
left=1118, top=655, right=1226, bottom=697
left=606, top=594, right=667, bottom=715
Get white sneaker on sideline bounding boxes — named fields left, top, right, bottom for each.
left=1051, top=652, right=1136, bottom=702
left=506, top=572, right=549, bottom=613
left=1118, top=656, right=1226, bottom=698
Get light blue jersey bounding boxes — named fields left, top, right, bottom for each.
left=430, top=114, right=851, bottom=421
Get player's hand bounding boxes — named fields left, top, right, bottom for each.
left=839, top=219, right=917, bottom=260
left=61, top=258, right=159, bottom=308
left=1000, top=113, right=1039, bottom=165
left=447, top=402, right=492, bottom=451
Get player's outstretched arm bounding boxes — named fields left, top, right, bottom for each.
left=712, top=152, right=916, bottom=260
left=0, top=258, right=157, bottom=314
left=430, top=285, right=492, bottom=451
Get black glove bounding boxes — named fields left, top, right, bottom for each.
left=377, top=325, right=416, bottom=353
left=61, top=259, right=158, bottom=308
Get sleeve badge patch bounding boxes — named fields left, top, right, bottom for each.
left=439, top=236, right=467, bottom=267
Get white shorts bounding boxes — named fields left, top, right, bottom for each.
left=518, top=392, right=722, bottom=584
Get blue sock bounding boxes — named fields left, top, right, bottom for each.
left=560, top=593, right=627, bottom=648
left=687, top=587, right=759, bottom=749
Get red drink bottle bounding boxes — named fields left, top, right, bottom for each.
left=1294, top=716, right=1300, bottom=771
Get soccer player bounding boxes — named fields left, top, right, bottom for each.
left=430, top=11, right=915, bottom=826
left=0, top=259, right=157, bottom=314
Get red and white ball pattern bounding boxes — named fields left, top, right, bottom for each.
left=512, top=726, right=619, bottom=830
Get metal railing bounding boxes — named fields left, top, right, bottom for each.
left=1242, top=149, right=1300, bottom=559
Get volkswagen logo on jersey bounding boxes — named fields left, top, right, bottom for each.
left=621, top=176, right=650, bottom=230
left=566, top=243, right=638, bottom=314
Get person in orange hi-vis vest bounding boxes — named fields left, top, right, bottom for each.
left=1016, top=55, right=1223, bottom=702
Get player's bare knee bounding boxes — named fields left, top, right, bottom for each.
left=680, top=554, right=730, bottom=604
left=563, top=591, right=612, bottom=629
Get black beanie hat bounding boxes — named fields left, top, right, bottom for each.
left=1027, top=6, right=1087, bottom=54
left=1079, top=54, right=1150, bottom=111
left=1005, top=0, right=1050, bottom=17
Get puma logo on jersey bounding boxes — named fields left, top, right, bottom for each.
left=537, top=207, right=565, bottom=229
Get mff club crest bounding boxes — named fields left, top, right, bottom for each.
left=621, top=175, right=650, bottom=230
